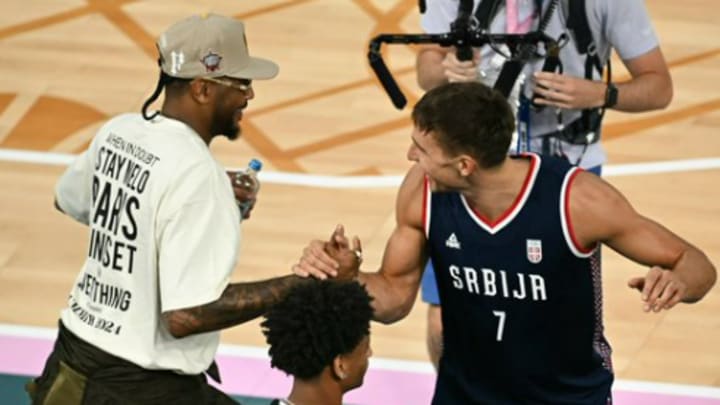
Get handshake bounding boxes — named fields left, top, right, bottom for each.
left=293, top=224, right=363, bottom=282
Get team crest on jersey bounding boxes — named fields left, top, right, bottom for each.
left=526, top=239, right=542, bottom=263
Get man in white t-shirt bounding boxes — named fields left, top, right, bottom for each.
left=415, top=0, right=673, bottom=369
left=28, top=14, right=360, bottom=405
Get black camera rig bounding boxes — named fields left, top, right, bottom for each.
left=367, top=0, right=561, bottom=109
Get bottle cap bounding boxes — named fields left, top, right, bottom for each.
left=248, top=158, right=263, bottom=172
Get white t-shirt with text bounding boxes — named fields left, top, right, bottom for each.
left=56, top=113, right=240, bottom=374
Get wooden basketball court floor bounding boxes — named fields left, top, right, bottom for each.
left=0, top=1, right=719, bottom=403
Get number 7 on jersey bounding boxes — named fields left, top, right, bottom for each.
left=492, top=310, right=506, bottom=342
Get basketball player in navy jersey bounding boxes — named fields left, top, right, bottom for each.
left=293, top=82, right=716, bottom=403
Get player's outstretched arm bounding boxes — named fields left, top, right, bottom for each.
left=569, top=172, right=716, bottom=312
left=294, top=165, right=428, bottom=324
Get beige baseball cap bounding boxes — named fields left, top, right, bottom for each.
left=157, top=13, right=279, bottom=80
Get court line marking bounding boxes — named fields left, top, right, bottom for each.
left=0, top=148, right=719, bottom=188
left=1, top=322, right=719, bottom=399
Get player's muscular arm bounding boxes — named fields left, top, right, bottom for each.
left=162, top=276, right=312, bottom=338
left=291, top=166, right=427, bottom=323
left=357, top=165, right=428, bottom=323
left=569, top=172, right=716, bottom=308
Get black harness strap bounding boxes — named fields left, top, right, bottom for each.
left=567, top=0, right=602, bottom=73
left=471, top=0, right=553, bottom=98
left=474, top=0, right=502, bottom=30
left=566, top=0, right=609, bottom=144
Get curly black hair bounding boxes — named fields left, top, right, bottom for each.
left=261, top=280, right=373, bottom=379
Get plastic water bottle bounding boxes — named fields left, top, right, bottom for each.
left=238, top=158, right=262, bottom=218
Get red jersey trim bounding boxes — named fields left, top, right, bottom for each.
left=561, top=167, right=597, bottom=257
left=422, top=175, right=431, bottom=239
left=461, top=153, right=540, bottom=235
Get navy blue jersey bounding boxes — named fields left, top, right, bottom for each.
left=425, top=154, right=613, bottom=405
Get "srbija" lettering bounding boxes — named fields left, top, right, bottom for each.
left=448, top=265, right=547, bottom=301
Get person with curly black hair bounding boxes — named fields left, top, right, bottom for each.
left=262, top=280, right=373, bottom=405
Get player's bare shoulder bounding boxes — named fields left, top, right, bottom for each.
left=395, top=164, right=426, bottom=229
left=569, top=169, right=638, bottom=245
left=570, top=170, right=631, bottom=215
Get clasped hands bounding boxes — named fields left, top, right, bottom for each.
left=293, top=225, right=362, bottom=282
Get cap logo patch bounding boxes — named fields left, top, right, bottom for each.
left=170, top=51, right=185, bottom=75
left=201, top=51, right=222, bottom=72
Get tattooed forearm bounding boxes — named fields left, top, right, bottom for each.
left=162, top=275, right=314, bottom=338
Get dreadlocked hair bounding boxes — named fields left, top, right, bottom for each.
left=261, top=280, right=373, bottom=380
left=141, top=67, right=167, bottom=120
left=141, top=63, right=191, bottom=120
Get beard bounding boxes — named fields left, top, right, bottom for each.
left=212, top=97, right=247, bottom=140
left=211, top=108, right=242, bottom=140
left=223, top=122, right=241, bottom=140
